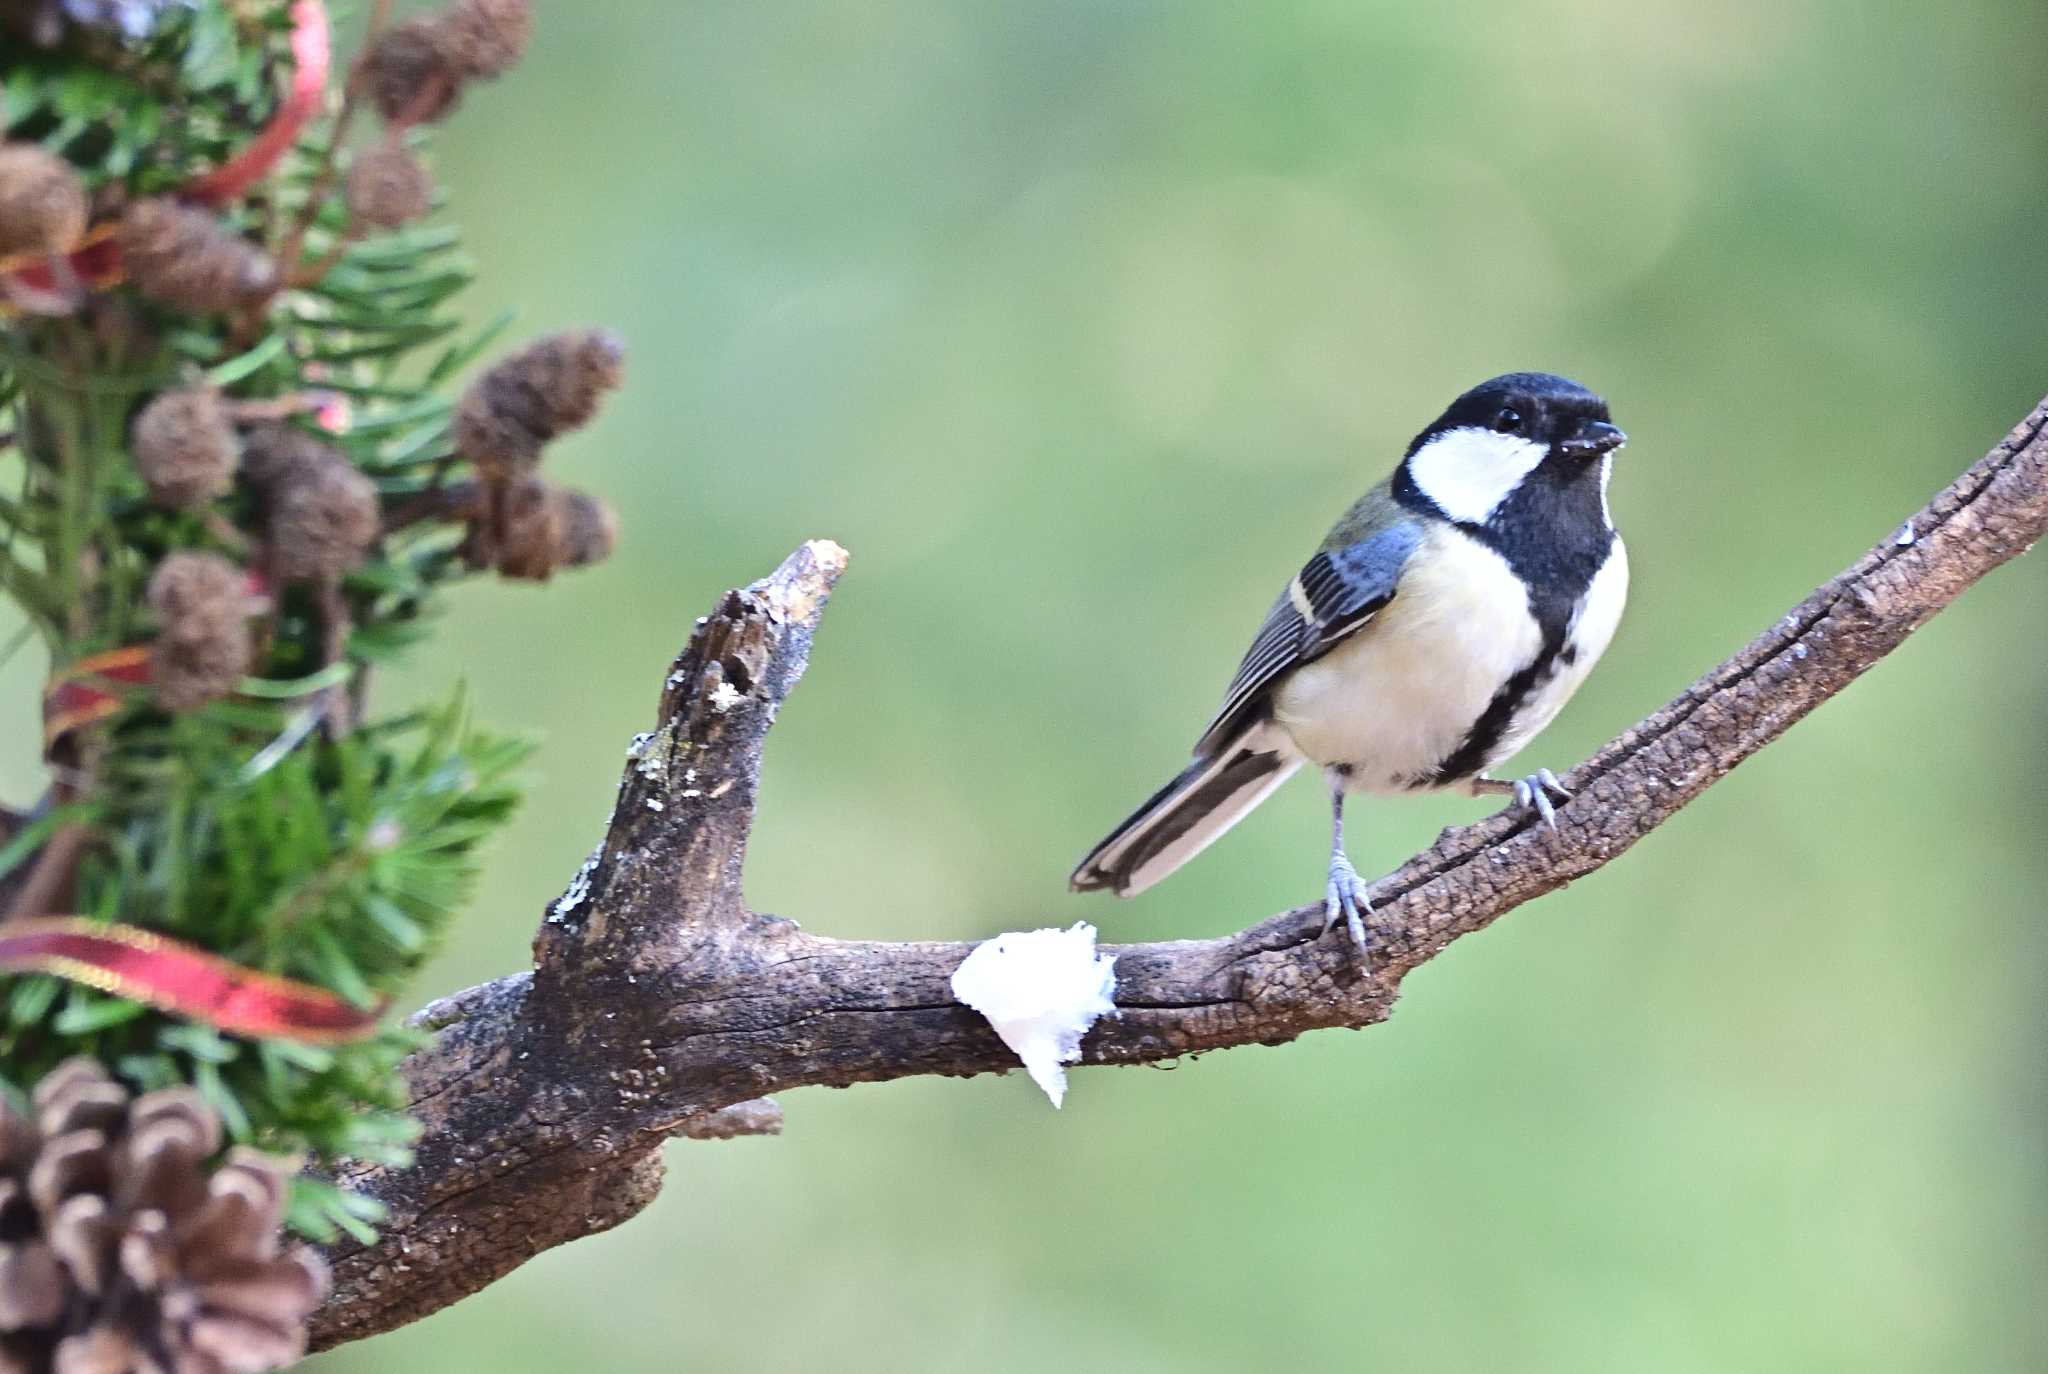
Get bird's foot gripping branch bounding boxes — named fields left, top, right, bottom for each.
left=312, top=394, right=2048, bottom=1348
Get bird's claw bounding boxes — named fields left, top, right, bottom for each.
left=1323, top=854, right=1374, bottom=960
left=1509, top=768, right=1572, bottom=830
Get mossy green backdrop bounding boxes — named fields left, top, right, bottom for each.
left=257, top=1, right=2048, bottom=1368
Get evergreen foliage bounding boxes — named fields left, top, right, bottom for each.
left=0, top=0, right=612, bottom=1244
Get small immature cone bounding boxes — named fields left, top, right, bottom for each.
left=117, top=200, right=277, bottom=313
left=147, top=552, right=256, bottom=710
left=268, top=453, right=380, bottom=584
left=361, top=0, right=529, bottom=126
left=361, top=18, right=464, bottom=124
left=454, top=329, right=626, bottom=481
left=239, top=423, right=381, bottom=582
left=491, top=476, right=562, bottom=580
left=492, top=480, right=618, bottom=580
left=0, top=143, right=87, bottom=259
left=554, top=487, right=619, bottom=568
left=438, top=0, right=532, bottom=78
left=129, top=387, right=239, bottom=510
left=239, top=421, right=338, bottom=490
left=344, top=140, right=433, bottom=231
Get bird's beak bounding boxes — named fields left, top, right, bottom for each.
left=1559, top=420, right=1626, bottom=458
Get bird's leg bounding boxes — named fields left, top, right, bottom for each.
left=1322, top=768, right=1372, bottom=957
left=1471, top=767, right=1573, bottom=829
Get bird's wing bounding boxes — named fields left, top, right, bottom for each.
left=1193, top=519, right=1423, bottom=755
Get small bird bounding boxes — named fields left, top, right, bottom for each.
left=1070, top=372, right=1628, bottom=954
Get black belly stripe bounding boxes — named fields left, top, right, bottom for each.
left=1428, top=571, right=1588, bottom=786
left=1397, top=450, right=1616, bottom=788
left=1427, top=640, right=1564, bottom=785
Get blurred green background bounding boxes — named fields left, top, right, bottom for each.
left=203, top=0, right=2048, bottom=1368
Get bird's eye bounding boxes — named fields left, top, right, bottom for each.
left=1491, top=407, right=1523, bottom=433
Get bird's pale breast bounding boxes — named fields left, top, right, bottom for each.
left=1271, top=523, right=1546, bottom=793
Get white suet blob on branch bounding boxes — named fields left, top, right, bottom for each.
left=950, top=922, right=1119, bottom=1108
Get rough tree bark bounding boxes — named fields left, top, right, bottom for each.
left=308, top=394, right=2048, bottom=1351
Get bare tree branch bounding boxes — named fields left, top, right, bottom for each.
left=308, top=395, right=2048, bottom=1351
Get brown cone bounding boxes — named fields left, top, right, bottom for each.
left=238, top=425, right=382, bottom=582
left=0, top=144, right=87, bottom=260
left=490, top=476, right=561, bottom=580
left=489, top=481, right=618, bottom=581
left=344, top=140, right=433, bottom=231
left=361, top=17, right=465, bottom=124
left=0, top=1059, right=326, bottom=1374
left=554, top=488, right=618, bottom=569
left=237, top=422, right=334, bottom=492
left=454, top=330, right=626, bottom=481
left=147, top=553, right=257, bottom=712
left=439, top=0, right=531, bottom=78
left=266, top=451, right=380, bottom=585
left=129, top=388, right=239, bottom=511
left=362, top=0, right=530, bottom=126
left=117, top=202, right=277, bottom=314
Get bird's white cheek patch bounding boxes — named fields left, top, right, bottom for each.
left=1407, top=427, right=1548, bottom=525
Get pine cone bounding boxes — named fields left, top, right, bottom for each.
left=116, top=202, right=277, bottom=314
left=360, top=17, right=464, bottom=124
left=490, top=477, right=561, bottom=580
left=147, top=553, right=257, bottom=711
left=553, top=487, right=618, bottom=569
left=236, top=426, right=380, bottom=583
left=438, top=0, right=530, bottom=79
left=0, top=1058, right=327, bottom=1374
left=453, top=330, right=625, bottom=481
left=344, top=142, right=433, bottom=232
left=490, top=479, right=617, bottom=581
left=236, top=423, right=332, bottom=492
left=0, top=144, right=87, bottom=259
left=268, top=456, right=380, bottom=586
left=129, top=388, right=239, bottom=511
left=361, top=0, right=530, bottom=125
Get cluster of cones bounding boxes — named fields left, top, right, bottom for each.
left=124, top=327, right=623, bottom=714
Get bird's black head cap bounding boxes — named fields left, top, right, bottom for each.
left=1406, top=372, right=1619, bottom=459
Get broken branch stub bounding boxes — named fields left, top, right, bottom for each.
left=532, top=538, right=850, bottom=996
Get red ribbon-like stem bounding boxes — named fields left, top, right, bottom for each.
left=0, top=917, right=383, bottom=1043
left=182, top=0, right=333, bottom=206
left=42, top=646, right=154, bottom=756
left=0, top=226, right=125, bottom=307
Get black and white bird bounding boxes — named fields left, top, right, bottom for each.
left=1070, top=372, right=1629, bottom=954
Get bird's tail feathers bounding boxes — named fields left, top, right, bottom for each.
left=1069, top=721, right=1300, bottom=898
